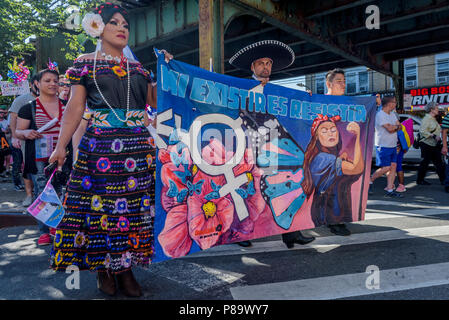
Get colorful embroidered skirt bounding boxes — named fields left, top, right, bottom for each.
left=50, top=126, right=156, bottom=273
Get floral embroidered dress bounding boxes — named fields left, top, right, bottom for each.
left=51, top=58, right=156, bottom=273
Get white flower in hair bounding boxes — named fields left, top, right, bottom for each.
left=82, top=13, right=105, bottom=38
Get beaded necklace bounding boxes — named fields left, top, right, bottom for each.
left=93, top=49, right=131, bottom=123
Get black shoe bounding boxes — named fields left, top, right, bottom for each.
left=445, top=187, right=449, bottom=193
left=97, top=272, right=117, bottom=296
left=294, top=232, right=315, bottom=245
left=283, top=232, right=315, bottom=248
left=237, top=241, right=252, bottom=247
left=117, top=270, right=142, bottom=298
left=417, top=180, right=431, bottom=185
left=329, top=224, right=351, bottom=236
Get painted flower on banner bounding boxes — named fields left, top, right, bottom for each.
left=82, top=13, right=105, bottom=38
left=157, top=138, right=267, bottom=258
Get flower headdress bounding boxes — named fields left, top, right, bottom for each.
left=82, top=12, right=105, bottom=38
left=47, top=59, right=59, bottom=72
left=7, top=58, right=30, bottom=84
left=82, top=3, right=129, bottom=38
left=311, top=114, right=341, bottom=136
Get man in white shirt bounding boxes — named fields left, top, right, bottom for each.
left=370, top=96, right=403, bottom=198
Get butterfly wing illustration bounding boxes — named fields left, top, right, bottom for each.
left=240, top=110, right=306, bottom=229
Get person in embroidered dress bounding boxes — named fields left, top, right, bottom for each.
left=49, top=3, right=172, bottom=297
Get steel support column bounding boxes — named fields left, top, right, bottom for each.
left=392, top=60, right=404, bottom=111
left=199, top=0, right=224, bottom=72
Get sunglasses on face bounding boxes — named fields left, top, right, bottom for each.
left=59, top=83, right=71, bottom=87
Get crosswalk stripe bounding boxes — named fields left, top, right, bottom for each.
left=365, top=208, right=449, bottom=220
left=146, top=261, right=245, bottom=292
left=183, top=225, right=449, bottom=258
left=230, top=262, right=449, bottom=300
left=367, top=200, right=449, bottom=210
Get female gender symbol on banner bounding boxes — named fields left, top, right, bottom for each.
left=170, top=112, right=251, bottom=221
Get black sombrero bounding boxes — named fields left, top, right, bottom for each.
left=229, top=40, right=295, bottom=72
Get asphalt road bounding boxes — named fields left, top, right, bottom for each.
left=1, top=166, right=449, bottom=301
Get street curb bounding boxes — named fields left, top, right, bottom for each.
left=0, top=213, right=37, bottom=229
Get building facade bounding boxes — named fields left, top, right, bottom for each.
left=303, top=51, right=449, bottom=111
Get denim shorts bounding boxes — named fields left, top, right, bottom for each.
left=375, top=146, right=397, bottom=167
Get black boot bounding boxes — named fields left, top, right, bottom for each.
left=117, top=269, right=142, bottom=298
left=294, top=231, right=315, bottom=245
left=329, top=224, right=351, bottom=236
left=237, top=241, right=252, bottom=247
left=282, top=231, right=315, bottom=248
left=97, top=271, right=117, bottom=296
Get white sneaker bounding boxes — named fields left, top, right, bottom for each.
left=22, top=196, right=33, bottom=207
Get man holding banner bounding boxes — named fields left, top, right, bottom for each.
left=229, top=40, right=316, bottom=248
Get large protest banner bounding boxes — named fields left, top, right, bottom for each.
left=153, top=52, right=376, bottom=262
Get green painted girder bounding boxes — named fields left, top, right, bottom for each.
left=127, top=0, right=248, bottom=52
left=226, top=0, right=396, bottom=78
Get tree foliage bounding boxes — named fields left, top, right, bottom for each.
left=0, top=0, right=104, bottom=77
left=0, top=0, right=105, bottom=103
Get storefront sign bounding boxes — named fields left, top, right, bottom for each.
left=406, top=85, right=449, bottom=110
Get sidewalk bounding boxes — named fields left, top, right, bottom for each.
left=0, top=174, right=37, bottom=229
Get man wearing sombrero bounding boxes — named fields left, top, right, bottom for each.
left=229, top=40, right=315, bottom=248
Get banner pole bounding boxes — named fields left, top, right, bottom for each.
left=358, top=106, right=373, bottom=221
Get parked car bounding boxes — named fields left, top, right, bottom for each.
left=372, top=113, right=422, bottom=163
